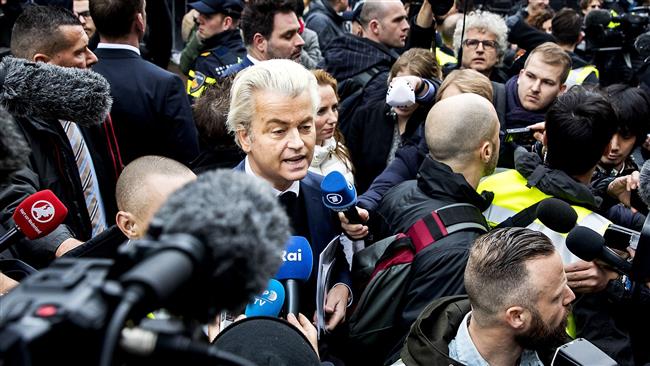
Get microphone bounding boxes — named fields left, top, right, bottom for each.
left=536, top=198, right=577, bottom=234
left=0, top=57, right=112, bottom=127
left=274, top=236, right=313, bottom=316
left=321, top=171, right=363, bottom=224
left=566, top=226, right=632, bottom=274
left=495, top=197, right=577, bottom=233
left=118, top=169, right=291, bottom=321
left=0, top=190, right=68, bottom=253
left=0, top=106, right=29, bottom=182
left=635, top=32, right=650, bottom=59
left=244, top=279, right=285, bottom=317
left=584, top=9, right=612, bottom=29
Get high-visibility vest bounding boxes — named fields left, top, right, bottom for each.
left=479, top=169, right=611, bottom=339
left=565, top=65, right=599, bottom=87
left=435, top=47, right=457, bottom=67
left=478, top=169, right=611, bottom=265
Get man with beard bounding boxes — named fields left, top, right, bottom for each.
left=393, top=228, right=575, bottom=366
left=220, top=0, right=304, bottom=77
left=479, top=87, right=636, bottom=364
left=378, top=93, right=500, bottom=362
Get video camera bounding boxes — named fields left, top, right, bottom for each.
left=0, top=232, right=253, bottom=366
left=585, top=7, right=650, bottom=52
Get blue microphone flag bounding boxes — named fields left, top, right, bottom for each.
left=320, top=171, right=357, bottom=212
left=244, top=279, right=285, bottom=317
left=275, top=236, right=313, bottom=281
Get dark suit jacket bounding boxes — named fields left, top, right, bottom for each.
left=234, top=161, right=351, bottom=313
left=92, top=47, right=199, bottom=165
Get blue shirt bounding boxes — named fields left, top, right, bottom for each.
left=448, top=312, right=544, bottom=366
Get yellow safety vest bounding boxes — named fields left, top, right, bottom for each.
left=566, top=65, right=599, bottom=87
left=435, top=47, right=458, bottom=67
left=478, top=169, right=611, bottom=339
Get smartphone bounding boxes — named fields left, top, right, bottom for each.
left=505, top=128, right=536, bottom=146
left=604, top=224, right=639, bottom=251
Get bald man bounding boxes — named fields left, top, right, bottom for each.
left=377, top=93, right=500, bottom=360
left=115, top=156, right=196, bottom=240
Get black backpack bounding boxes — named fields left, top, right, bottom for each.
left=347, top=203, right=489, bottom=364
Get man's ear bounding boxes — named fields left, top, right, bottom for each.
left=135, top=12, right=146, bottom=35
left=558, top=83, right=567, bottom=95
left=33, top=53, right=51, bottom=63
left=505, top=306, right=528, bottom=330
left=116, top=211, right=140, bottom=240
left=368, top=19, right=380, bottom=36
left=237, top=129, right=252, bottom=153
left=224, top=16, right=234, bottom=29
left=479, top=140, right=493, bottom=165
left=252, top=33, right=267, bottom=54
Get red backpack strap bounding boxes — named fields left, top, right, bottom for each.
left=406, top=203, right=489, bottom=254
left=370, top=234, right=413, bottom=278
left=406, top=211, right=447, bottom=252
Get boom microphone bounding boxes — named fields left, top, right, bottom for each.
left=0, top=106, right=29, bottom=181
left=244, top=279, right=285, bottom=317
left=0, top=190, right=68, bottom=253
left=0, top=57, right=112, bottom=127
left=566, top=226, right=632, bottom=274
left=321, top=171, right=363, bottom=224
left=119, top=170, right=290, bottom=320
left=275, top=236, right=313, bottom=316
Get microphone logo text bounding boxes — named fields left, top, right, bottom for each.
left=326, top=193, right=343, bottom=205
left=31, top=200, right=55, bottom=223
left=254, top=290, right=279, bottom=306
left=282, top=249, right=303, bottom=262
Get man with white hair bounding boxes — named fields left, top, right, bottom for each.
left=227, top=59, right=351, bottom=332
left=452, top=10, right=509, bottom=82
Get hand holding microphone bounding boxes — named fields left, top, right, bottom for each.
left=321, top=171, right=369, bottom=239
left=566, top=226, right=631, bottom=293
left=0, top=189, right=68, bottom=253
left=286, top=313, right=319, bottom=357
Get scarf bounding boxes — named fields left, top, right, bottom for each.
left=505, top=75, right=547, bottom=129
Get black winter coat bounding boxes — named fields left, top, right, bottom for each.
left=378, top=157, right=493, bottom=362
left=0, top=116, right=119, bottom=268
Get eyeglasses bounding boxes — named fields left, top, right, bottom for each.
left=463, top=39, right=498, bottom=50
